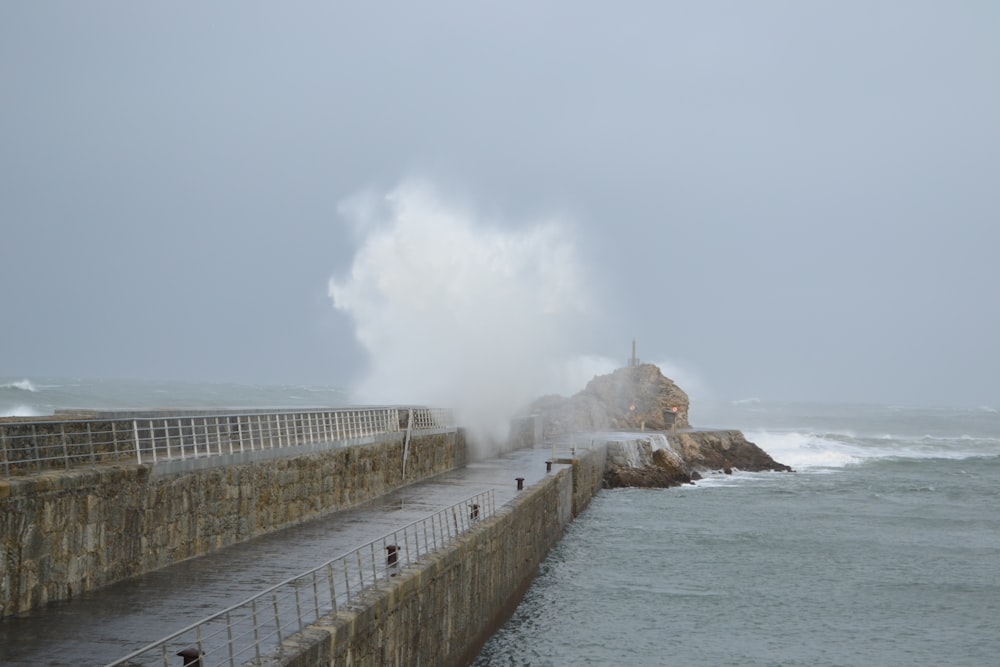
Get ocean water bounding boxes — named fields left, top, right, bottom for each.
left=0, top=377, right=350, bottom=417
left=475, top=400, right=1000, bottom=667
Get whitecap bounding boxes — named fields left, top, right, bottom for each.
left=731, top=397, right=761, bottom=405
left=2, top=379, right=38, bottom=392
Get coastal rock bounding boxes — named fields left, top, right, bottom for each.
left=603, top=438, right=697, bottom=488
left=673, top=430, right=792, bottom=474
left=531, top=364, right=690, bottom=439
left=526, top=363, right=791, bottom=488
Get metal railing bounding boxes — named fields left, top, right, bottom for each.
left=0, top=407, right=454, bottom=477
left=106, top=489, right=496, bottom=667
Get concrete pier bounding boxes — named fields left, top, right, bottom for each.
left=0, top=442, right=592, bottom=666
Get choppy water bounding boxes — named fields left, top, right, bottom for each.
left=475, top=400, right=1000, bottom=666
left=0, top=377, right=349, bottom=417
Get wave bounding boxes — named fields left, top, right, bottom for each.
left=731, top=397, right=761, bottom=405
left=0, top=404, right=46, bottom=417
left=1, top=379, right=38, bottom=392
left=745, top=429, right=1000, bottom=471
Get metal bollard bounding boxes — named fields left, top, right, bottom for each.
left=545, top=461, right=552, bottom=472
left=386, top=544, right=399, bottom=575
left=469, top=503, right=480, bottom=521
left=177, top=647, right=204, bottom=667
left=516, top=477, right=524, bottom=491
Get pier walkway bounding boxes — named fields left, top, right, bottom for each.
left=0, top=444, right=566, bottom=667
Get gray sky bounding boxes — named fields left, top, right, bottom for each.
left=2, top=1, right=998, bottom=409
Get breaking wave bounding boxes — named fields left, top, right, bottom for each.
left=746, top=429, right=1000, bottom=471
left=2, top=379, right=38, bottom=392
left=328, top=181, right=596, bottom=449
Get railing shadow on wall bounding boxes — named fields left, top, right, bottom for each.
left=105, top=489, right=496, bottom=667
left=0, top=407, right=454, bottom=477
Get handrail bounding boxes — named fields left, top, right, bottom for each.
left=0, top=407, right=454, bottom=477
left=106, top=489, right=496, bottom=667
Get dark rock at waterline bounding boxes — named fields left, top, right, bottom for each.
left=603, top=440, right=695, bottom=488
left=604, top=464, right=693, bottom=489
left=601, top=430, right=791, bottom=490
left=672, top=430, right=793, bottom=474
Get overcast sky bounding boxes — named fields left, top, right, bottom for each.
left=1, top=1, right=997, bottom=409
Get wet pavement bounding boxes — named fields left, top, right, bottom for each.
left=0, top=444, right=568, bottom=667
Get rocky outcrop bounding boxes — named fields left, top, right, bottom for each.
left=602, top=435, right=700, bottom=488
left=672, top=430, right=791, bottom=474
left=531, top=364, right=690, bottom=438
left=526, top=364, right=791, bottom=489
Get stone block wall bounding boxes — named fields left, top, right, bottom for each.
left=0, top=431, right=463, bottom=617
left=262, top=446, right=607, bottom=667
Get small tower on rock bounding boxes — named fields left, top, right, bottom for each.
left=627, top=339, right=640, bottom=367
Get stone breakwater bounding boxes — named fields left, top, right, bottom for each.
left=254, top=446, right=608, bottom=667
left=0, top=431, right=464, bottom=617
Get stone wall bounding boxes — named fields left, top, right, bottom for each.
left=0, top=431, right=464, bottom=617
left=259, top=446, right=607, bottom=667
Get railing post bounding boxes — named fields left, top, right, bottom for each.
left=150, top=420, right=160, bottom=464
left=238, top=417, right=247, bottom=452
left=312, top=571, right=321, bottom=621
left=190, top=418, right=198, bottom=457
left=226, top=610, right=236, bottom=667
left=272, top=592, right=283, bottom=645
left=327, top=563, right=338, bottom=612
left=86, top=422, right=96, bottom=464
left=132, top=420, right=143, bottom=464
left=31, top=424, right=39, bottom=472
left=214, top=417, right=224, bottom=455
left=195, top=626, right=204, bottom=666
left=251, top=598, right=262, bottom=662
left=164, top=421, right=174, bottom=460
left=60, top=423, right=69, bottom=470
left=294, top=581, right=304, bottom=633
left=355, top=550, right=364, bottom=591
left=342, top=557, right=352, bottom=603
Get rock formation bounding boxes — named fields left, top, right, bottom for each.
left=531, top=363, right=691, bottom=438
left=526, top=363, right=791, bottom=489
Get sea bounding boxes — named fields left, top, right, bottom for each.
left=0, top=376, right=350, bottom=417
left=475, top=399, right=1000, bottom=667
left=3, top=378, right=999, bottom=666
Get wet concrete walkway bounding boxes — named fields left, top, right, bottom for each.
left=0, top=444, right=567, bottom=667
